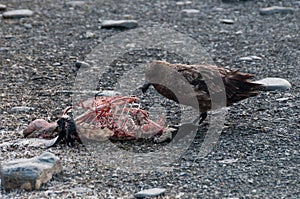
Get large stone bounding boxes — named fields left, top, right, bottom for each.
left=2, top=9, right=34, bottom=19
left=0, top=152, right=62, bottom=191
left=101, top=20, right=138, bottom=29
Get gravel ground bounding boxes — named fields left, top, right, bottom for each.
left=0, top=0, right=299, bottom=198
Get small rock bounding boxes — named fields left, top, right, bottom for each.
left=10, top=106, right=35, bottom=113
left=181, top=9, right=200, bottom=14
left=0, top=4, right=7, bottom=11
left=66, top=1, right=85, bottom=7
left=101, top=20, right=138, bottom=29
left=254, top=77, right=292, bottom=91
left=134, top=188, right=166, bottom=198
left=259, top=6, right=294, bottom=15
left=220, top=19, right=235, bottom=24
left=0, top=152, right=62, bottom=191
left=2, top=9, right=34, bottom=19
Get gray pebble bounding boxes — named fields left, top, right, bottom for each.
left=10, top=106, right=35, bottom=113
left=181, top=9, right=200, bottom=14
left=2, top=9, right=34, bottom=19
left=259, top=6, right=294, bottom=15
left=0, top=4, right=7, bottom=11
left=101, top=20, right=138, bottom=29
left=134, top=188, right=166, bottom=198
left=254, top=77, right=292, bottom=91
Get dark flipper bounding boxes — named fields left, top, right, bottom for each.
left=141, top=83, right=151, bottom=93
left=48, top=117, right=67, bottom=147
left=198, top=112, right=208, bottom=125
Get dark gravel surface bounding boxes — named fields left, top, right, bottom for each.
left=0, top=0, right=299, bottom=198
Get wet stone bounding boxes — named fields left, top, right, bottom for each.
left=2, top=9, right=34, bottom=19
left=134, top=188, right=166, bottom=198
left=101, top=20, right=138, bottom=29
left=0, top=152, right=62, bottom=191
left=259, top=6, right=295, bottom=15
left=0, top=4, right=7, bottom=11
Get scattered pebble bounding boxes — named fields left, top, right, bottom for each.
left=0, top=4, right=7, bottom=11
left=254, top=77, right=292, bottom=91
left=101, top=20, right=138, bottom=29
left=66, top=1, right=85, bottom=7
left=220, top=19, right=235, bottom=24
left=134, top=188, right=166, bottom=198
left=259, top=6, right=295, bottom=15
left=2, top=9, right=34, bottom=19
left=0, top=152, right=62, bottom=191
left=10, top=106, right=35, bottom=113
left=181, top=9, right=200, bottom=14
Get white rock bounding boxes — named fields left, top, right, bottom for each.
left=182, top=9, right=200, bottom=14
left=134, top=188, right=166, bottom=198
left=254, top=77, right=292, bottom=91
left=260, top=6, right=294, bottom=15
left=276, top=97, right=289, bottom=102
left=10, top=106, right=35, bottom=112
left=2, top=9, right=34, bottom=19
left=176, top=1, right=192, bottom=6
left=239, top=56, right=253, bottom=61
left=219, top=158, right=238, bottom=164
left=101, top=20, right=138, bottom=29
left=66, top=1, right=85, bottom=6
left=220, top=19, right=235, bottom=24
